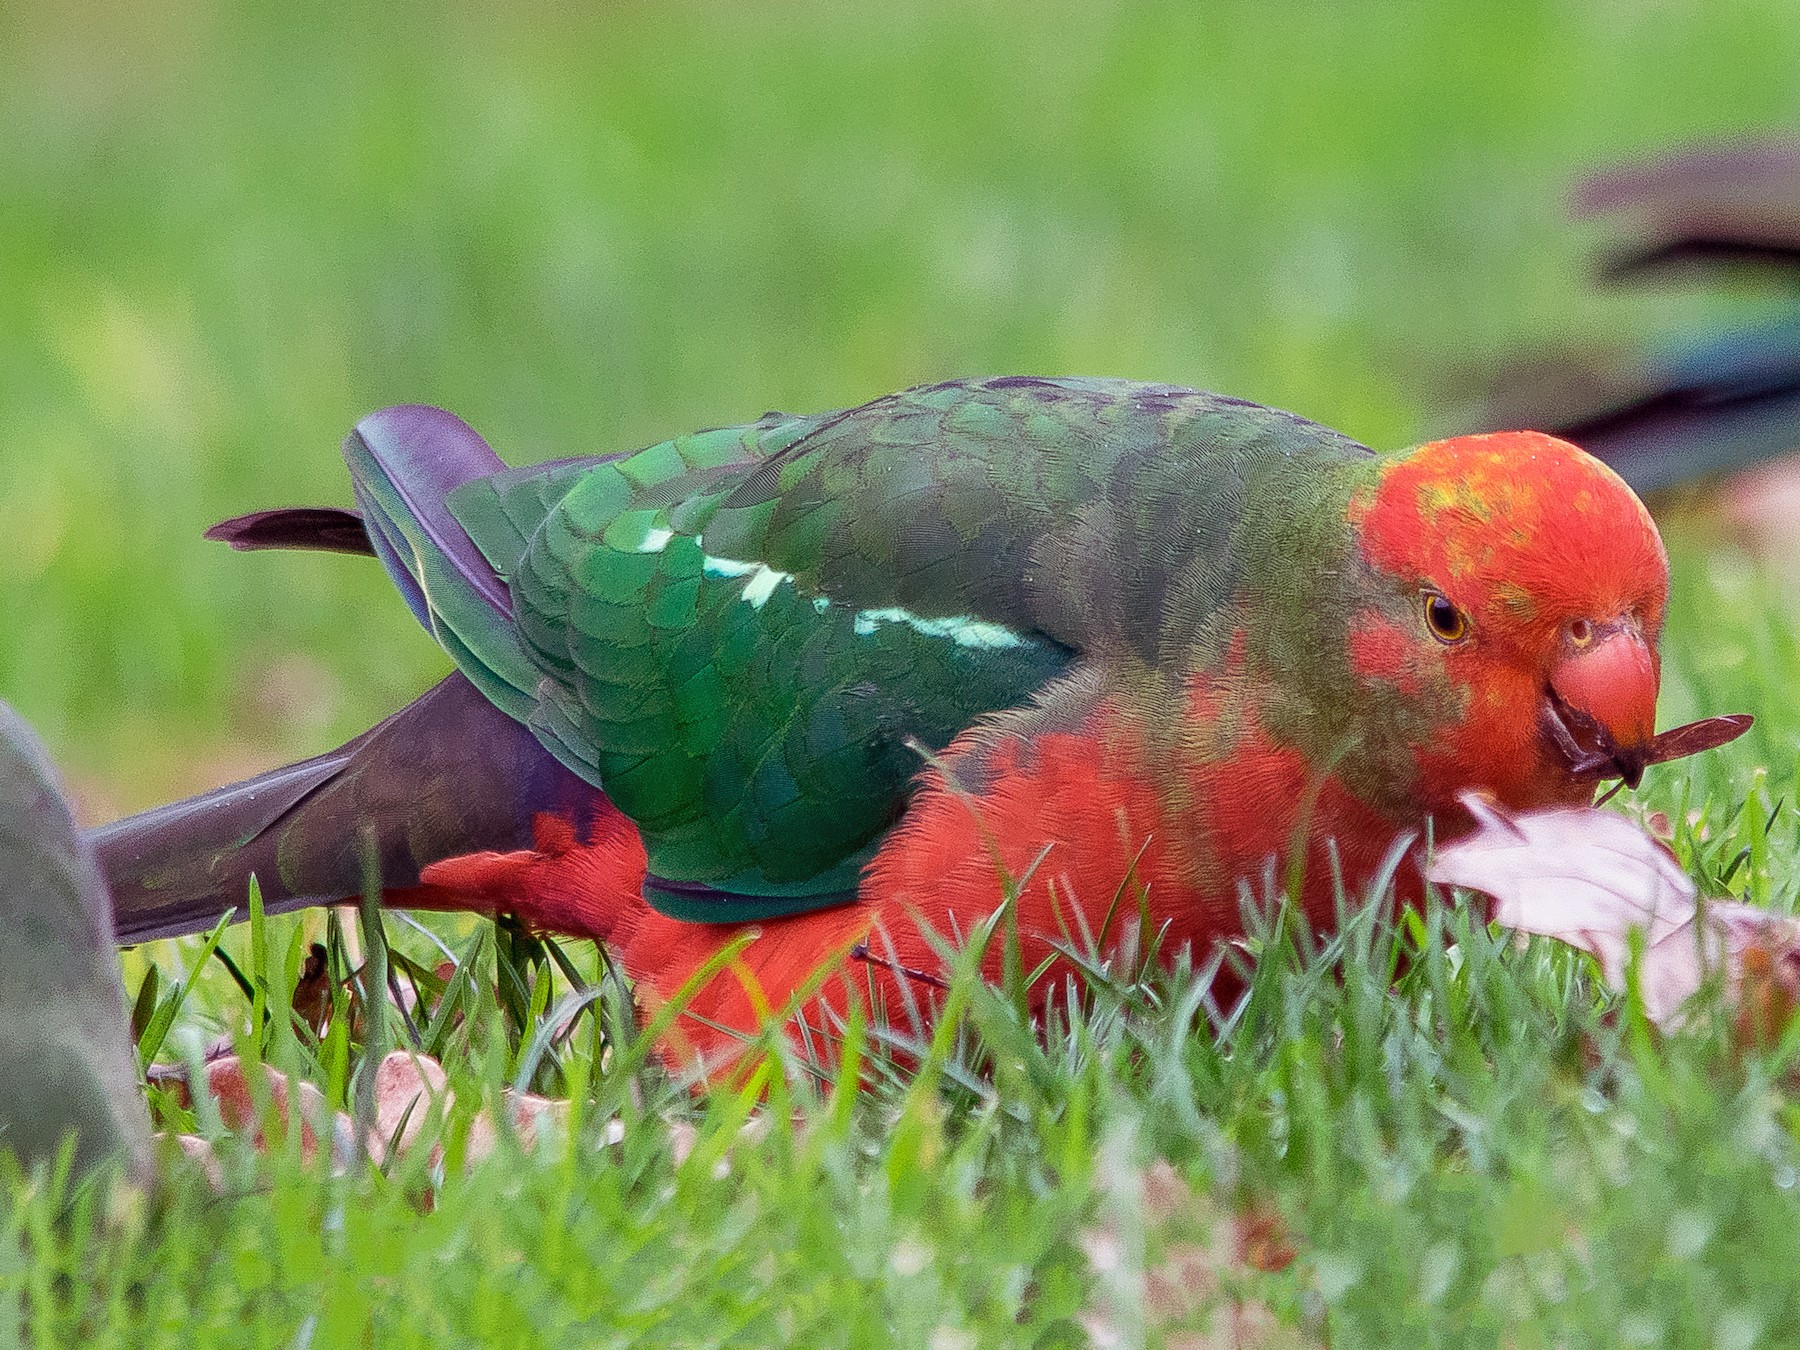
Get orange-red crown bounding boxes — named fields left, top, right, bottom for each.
left=1354, top=431, right=1667, bottom=644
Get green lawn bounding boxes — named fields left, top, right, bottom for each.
left=7, top=0, right=1800, bottom=1343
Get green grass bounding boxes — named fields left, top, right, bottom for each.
left=13, top=759, right=1800, bottom=1346
left=8, top=0, right=1800, bottom=1343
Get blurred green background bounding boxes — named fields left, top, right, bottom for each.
left=4, top=0, right=1798, bottom=818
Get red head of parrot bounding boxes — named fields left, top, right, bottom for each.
left=1352, top=429, right=1672, bottom=811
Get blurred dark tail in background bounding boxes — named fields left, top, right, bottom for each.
left=1479, top=140, right=1800, bottom=497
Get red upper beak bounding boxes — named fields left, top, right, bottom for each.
left=1547, top=623, right=1659, bottom=787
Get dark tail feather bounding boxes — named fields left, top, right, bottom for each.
left=1546, top=325, right=1800, bottom=495
left=1574, top=141, right=1800, bottom=281
left=91, top=674, right=607, bottom=944
left=343, top=406, right=543, bottom=717
left=206, top=507, right=374, bottom=556
left=1473, top=140, right=1800, bottom=494
left=1479, top=339, right=1800, bottom=495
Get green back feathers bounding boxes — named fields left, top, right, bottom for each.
left=361, top=379, right=1380, bottom=918
left=485, top=398, right=1076, bottom=907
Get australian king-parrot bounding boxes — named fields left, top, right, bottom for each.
left=94, top=378, right=1748, bottom=1066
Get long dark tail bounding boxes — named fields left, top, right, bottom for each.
left=1479, top=141, right=1800, bottom=495
left=91, top=674, right=608, bottom=943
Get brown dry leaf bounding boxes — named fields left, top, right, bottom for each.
left=291, top=943, right=332, bottom=1037
left=296, top=954, right=445, bottom=1045
left=172, top=1054, right=357, bottom=1168
left=152, top=1049, right=571, bottom=1176
left=1237, top=1206, right=1298, bottom=1276
left=368, top=1050, right=568, bottom=1167
left=1430, top=792, right=1800, bottom=1033
left=171, top=1131, right=223, bottom=1188
left=1081, top=1160, right=1320, bottom=1349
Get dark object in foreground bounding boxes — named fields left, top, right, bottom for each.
left=0, top=701, right=151, bottom=1181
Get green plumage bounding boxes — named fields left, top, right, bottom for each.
left=356, top=378, right=1379, bottom=918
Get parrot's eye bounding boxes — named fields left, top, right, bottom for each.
left=1567, top=618, right=1594, bottom=648
left=1422, top=591, right=1470, bottom=644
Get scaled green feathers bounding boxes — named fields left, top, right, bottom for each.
left=351, top=378, right=1381, bottom=918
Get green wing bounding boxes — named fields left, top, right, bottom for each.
left=451, top=378, right=1371, bottom=919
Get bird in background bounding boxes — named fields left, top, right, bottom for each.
left=1, top=700, right=151, bottom=1181
left=93, top=379, right=1748, bottom=1069
left=1479, top=139, right=1800, bottom=506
